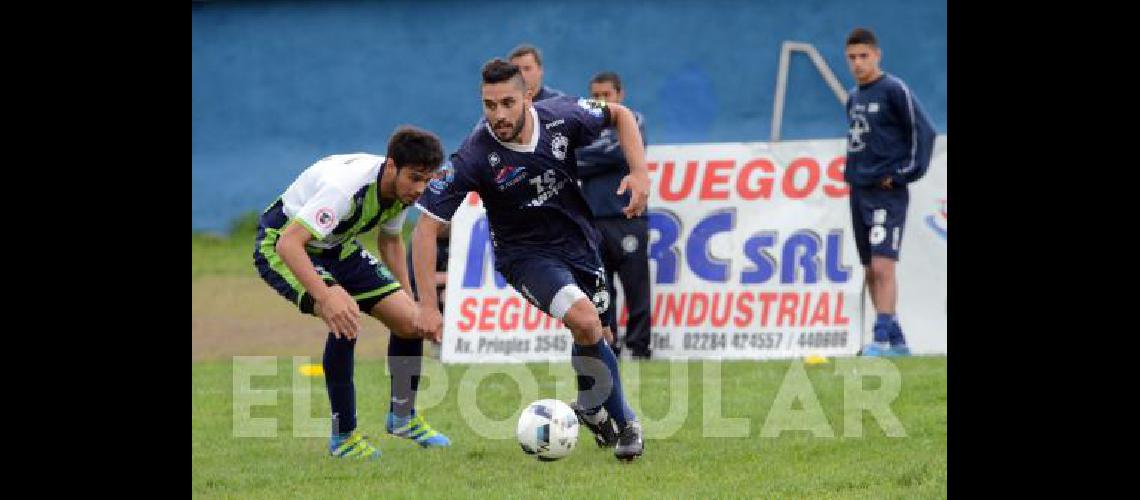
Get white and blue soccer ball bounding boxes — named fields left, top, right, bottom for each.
left=516, top=399, right=579, bottom=461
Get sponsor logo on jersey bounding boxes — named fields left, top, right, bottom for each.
left=315, top=208, right=337, bottom=229
left=494, top=165, right=527, bottom=190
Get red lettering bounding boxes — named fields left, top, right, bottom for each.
left=783, top=158, right=820, bottom=199
left=664, top=293, right=687, bottom=326
left=686, top=292, right=709, bottom=326
left=757, top=292, right=777, bottom=326
left=700, top=160, right=734, bottom=200
left=835, top=292, right=850, bottom=325
left=823, top=157, right=850, bottom=197
left=737, top=159, right=776, bottom=200
left=458, top=297, right=478, bottom=331
left=479, top=297, right=499, bottom=331
left=523, top=301, right=543, bottom=329
left=777, top=293, right=798, bottom=327
left=734, top=292, right=754, bottom=327
left=799, top=292, right=811, bottom=327
left=500, top=297, right=521, bottom=331
left=809, top=292, right=831, bottom=326
left=660, top=161, right=699, bottom=201
left=709, top=292, right=732, bottom=327
left=651, top=294, right=664, bottom=327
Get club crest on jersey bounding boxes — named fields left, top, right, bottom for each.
left=488, top=152, right=501, bottom=168
left=315, top=208, right=337, bottom=229
left=848, top=112, right=869, bottom=153
left=551, top=132, right=568, bottom=161
left=577, top=98, right=606, bottom=118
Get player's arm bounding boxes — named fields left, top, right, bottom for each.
left=276, top=221, right=361, bottom=339
left=894, top=86, right=937, bottom=185
left=378, top=232, right=410, bottom=293
left=412, top=212, right=445, bottom=342
left=434, top=227, right=450, bottom=288
left=377, top=210, right=411, bottom=292
left=606, top=102, right=650, bottom=218
left=412, top=158, right=474, bottom=341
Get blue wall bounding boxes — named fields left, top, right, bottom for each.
left=192, top=0, right=946, bottom=232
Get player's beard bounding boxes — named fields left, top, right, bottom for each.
left=496, top=107, right=527, bottom=143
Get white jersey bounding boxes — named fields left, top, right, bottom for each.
left=279, top=153, right=408, bottom=249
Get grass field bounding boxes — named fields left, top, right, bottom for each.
left=192, top=219, right=947, bottom=499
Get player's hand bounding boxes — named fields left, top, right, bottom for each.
left=415, top=302, right=444, bottom=343
left=316, top=285, right=362, bottom=339
left=880, top=176, right=894, bottom=190
left=617, top=172, right=650, bottom=218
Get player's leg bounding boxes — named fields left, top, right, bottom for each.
left=252, top=223, right=378, bottom=459
left=566, top=257, right=642, bottom=460
left=598, top=220, right=621, bottom=349
left=616, top=217, right=653, bottom=359
left=335, top=245, right=451, bottom=448
left=502, top=256, right=627, bottom=453
left=877, top=188, right=910, bottom=354
left=849, top=189, right=887, bottom=356
left=861, top=188, right=910, bottom=356
left=562, top=297, right=643, bottom=460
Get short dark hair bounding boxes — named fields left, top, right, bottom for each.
left=481, top=58, right=526, bottom=91
left=386, top=125, right=443, bottom=173
left=846, top=27, right=878, bottom=47
left=507, top=44, right=543, bottom=66
left=590, top=71, right=622, bottom=93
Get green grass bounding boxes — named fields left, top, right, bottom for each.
left=192, top=357, right=946, bottom=498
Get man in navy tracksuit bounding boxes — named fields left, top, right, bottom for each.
left=576, top=71, right=652, bottom=359
left=843, top=28, right=936, bottom=357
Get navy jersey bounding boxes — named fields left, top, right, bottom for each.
left=576, top=109, right=646, bottom=219
left=845, top=73, right=936, bottom=187
left=416, top=95, right=612, bottom=268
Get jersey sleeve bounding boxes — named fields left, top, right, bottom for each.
left=414, top=156, right=479, bottom=223
left=552, top=95, right=612, bottom=149
left=291, top=185, right=354, bottom=240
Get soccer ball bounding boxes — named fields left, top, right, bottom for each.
left=516, top=399, right=579, bottom=461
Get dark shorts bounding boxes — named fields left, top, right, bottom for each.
left=253, top=204, right=401, bottom=315
left=499, top=250, right=612, bottom=327
left=849, top=184, right=909, bottom=265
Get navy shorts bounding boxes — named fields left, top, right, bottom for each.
left=253, top=204, right=401, bottom=315
left=849, top=184, right=909, bottom=265
left=499, top=251, right=614, bottom=328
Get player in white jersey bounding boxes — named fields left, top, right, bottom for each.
left=253, top=126, right=452, bottom=460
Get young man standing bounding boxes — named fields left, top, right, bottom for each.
left=843, top=28, right=936, bottom=356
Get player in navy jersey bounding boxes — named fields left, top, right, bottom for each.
left=843, top=27, right=936, bottom=357
left=411, top=58, right=650, bottom=460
